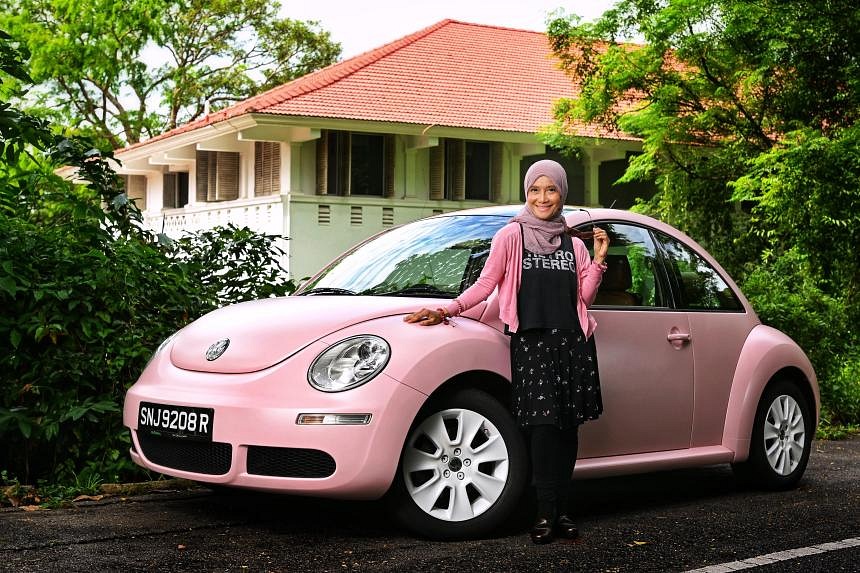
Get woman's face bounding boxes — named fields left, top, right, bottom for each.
left=526, top=175, right=563, bottom=220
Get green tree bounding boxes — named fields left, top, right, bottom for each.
left=0, top=31, right=296, bottom=485
left=0, top=0, right=340, bottom=148
left=545, top=0, right=860, bottom=423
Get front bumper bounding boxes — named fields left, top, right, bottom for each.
left=123, top=340, right=427, bottom=500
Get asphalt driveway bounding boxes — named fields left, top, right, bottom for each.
left=1, top=435, right=858, bottom=572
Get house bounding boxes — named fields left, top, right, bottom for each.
left=113, top=19, right=651, bottom=281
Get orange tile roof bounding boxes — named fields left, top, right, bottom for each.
left=121, top=19, right=638, bottom=153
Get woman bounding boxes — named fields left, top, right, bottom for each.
left=405, top=159, right=609, bottom=544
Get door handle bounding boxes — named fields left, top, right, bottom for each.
left=667, top=327, right=691, bottom=350
left=667, top=333, right=691, bottom=342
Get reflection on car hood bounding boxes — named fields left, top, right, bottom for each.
left=170, top=296, right=427, bottom=374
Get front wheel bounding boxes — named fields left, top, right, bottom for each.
left=388, top=388, right=528, bottom=539
left=732, top=379, right=813, bottom=489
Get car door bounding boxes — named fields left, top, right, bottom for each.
left=577, top=222, right=695, bottom=458
left=652, top=230, right=756, bottom=448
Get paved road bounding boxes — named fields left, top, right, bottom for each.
left=1, top=436, right=858, bottom=572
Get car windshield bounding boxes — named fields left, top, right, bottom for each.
left=299, top=215, right=509, bottom=297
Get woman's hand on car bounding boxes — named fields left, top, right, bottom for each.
left=404, top=308, right=448, bottom=326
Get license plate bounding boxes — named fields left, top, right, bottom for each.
left=138, top=402, right=214, bottom=441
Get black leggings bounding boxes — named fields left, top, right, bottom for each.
left=529, top=424, right=579, bottom=520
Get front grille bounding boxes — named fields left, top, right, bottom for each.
left=137, top=432, right=232, bottom=475
left=246, top=446, right=336, bottom=478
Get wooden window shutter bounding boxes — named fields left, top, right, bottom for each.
left=254, top=142, right=281, bottom=197
left=429, top=141, right=444, bottom=200
left=215, top=151, right=240, bottom=201
left=163, top=173, right=177, bottom=208
left=384, top=135, right=395, bottom=198
left=341, top=132, right=352, bottom=196
left=316, top=131, right=329, bottom=195
left=450, top=139, right=466, bottom=201
left=207, top=152, right=218, bottom=201
left=491, top=142, right=504, bottom=203
left=196, top=150, right=210, bottom=201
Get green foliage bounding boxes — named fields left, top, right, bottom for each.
left=732, top=248, right=860, bottom=427
left=0, top=0, right=340, bottom=147
left=546, top=0, right=860, bottom=423
left=741, top=249, right=856, bottom=383
left=170, top=225, right=295, bottom=305
left=0, top=33, right=296, bottom=485
left=823, top=357, right=860, bottom=426
left=732, top=126, right=860, bottom=301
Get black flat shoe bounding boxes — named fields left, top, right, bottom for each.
left=556, top=514, right=579, bottom=539
left=530, top=517, right=554, bottom=544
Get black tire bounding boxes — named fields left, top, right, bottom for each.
left=387, top=387, right=528, bottom=540
left=732, top=379, right=813, bottom=490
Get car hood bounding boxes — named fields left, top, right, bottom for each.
left=169, top=296, right=429, bottom=374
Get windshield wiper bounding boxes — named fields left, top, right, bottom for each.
left=297, top=287, right=358, bottom=296
left=368, top=284, right=453, bottom=298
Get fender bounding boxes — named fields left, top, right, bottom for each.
left=321, top=314, right=511, bottom=398
left=722, top=324, right=818, bottom=461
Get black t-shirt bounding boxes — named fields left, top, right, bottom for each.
left=517, top=230, right=580, bottom=332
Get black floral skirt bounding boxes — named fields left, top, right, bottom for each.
left=510, top=327, right=603, bottom=430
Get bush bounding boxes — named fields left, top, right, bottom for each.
left=823, top=357, right=860, bottom=426
left=0, top=207, right=295, bottom=484
left=742, top=248, right=860, bottom=424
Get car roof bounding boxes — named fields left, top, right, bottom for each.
left=434, top=204, right=680, bottom=237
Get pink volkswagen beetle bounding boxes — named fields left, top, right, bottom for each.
left=123, top=206, right=818, bottom=539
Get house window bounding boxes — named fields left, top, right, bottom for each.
left=254, top=142, right=281, bottom=197
left=196, top=150, right=240, bottom=202
left=162, top=172, right=189, bottom=209
left=464, top=141, right=491, bottom=200
left=316, top=131, right=391, bottom=196
left=120, top=175, right=147, bottom=210
left=431, top=139, right=499, bottom=201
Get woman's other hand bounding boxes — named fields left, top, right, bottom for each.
left=404, top=308, right=448, bottom=326
left=592, top=227, right=609, bottom=264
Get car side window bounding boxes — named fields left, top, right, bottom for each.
left=654, top=232, right=742, bottom=311
left=585, top=223, right=668, bottom=308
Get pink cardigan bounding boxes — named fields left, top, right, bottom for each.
left=445, top=222, right=605, bottom=337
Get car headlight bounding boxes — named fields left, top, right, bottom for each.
left=308, top=335, right=391, bottom=392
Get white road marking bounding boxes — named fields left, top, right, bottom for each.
left=684, top=537, right=860, bottom=572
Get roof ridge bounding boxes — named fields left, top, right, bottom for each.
left=443, top=18, right=547, bottom=36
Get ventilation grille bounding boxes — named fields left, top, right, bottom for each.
left=432, top=209, right=444, bottom=215
left=350, top=205, right=362, bottom=226
left=382, top=207, right=394, bottom=227
left=246, top=446, right=336, bottom=478
left=318, top=204, right=331, bottom=225
left=137, top=432, right=232, bottom=475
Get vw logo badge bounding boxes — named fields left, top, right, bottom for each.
left=205, top=338, right=230, bottom=361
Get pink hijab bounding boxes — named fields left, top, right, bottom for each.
left=510, top=159, right=568, bottom=255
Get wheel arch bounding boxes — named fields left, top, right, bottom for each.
left=424, top=370, right=512, bottom=411
left=722, top=325, right=819, bottom=462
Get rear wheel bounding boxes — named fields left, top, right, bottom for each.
left=388, top=388, right=528, bottom=539
left=732, top=379, right=813, bottom=489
